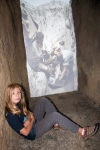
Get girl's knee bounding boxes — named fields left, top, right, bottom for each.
left=38, top=97, right=48, bottom=103
left=51, top=112, right=59, bottom=117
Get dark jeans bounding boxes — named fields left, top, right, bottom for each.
left=33, top=97, right=79, bottom=139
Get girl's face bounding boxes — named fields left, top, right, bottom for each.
left=11, top=87, right=21, bottom=104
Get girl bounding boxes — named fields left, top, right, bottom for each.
left=5, top=83, right=99, bottom=141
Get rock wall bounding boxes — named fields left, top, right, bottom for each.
left=72, top=0, right=100, bottom=106
left=0, top=0, right=30, bottom=149
left=0, top=0, right=100, bottom=149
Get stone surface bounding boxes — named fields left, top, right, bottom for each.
left=72, top=0, right=100, bottom=106
left=0, top=0, right=29, bottom=149
left=0, top=0, right=100, bottom=150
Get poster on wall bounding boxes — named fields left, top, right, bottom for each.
left=20, top=0, right=78, bottom=97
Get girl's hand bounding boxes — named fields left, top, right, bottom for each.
left=27, top=112, right=32, bottom=121
left=24, top=112, right=34, bottom=128
left=30, top=113, right=34, bottom=120
left=27, top=112, right=34, bottom=121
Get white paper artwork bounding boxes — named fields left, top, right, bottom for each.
left=20, top=0, right=78, bottom=97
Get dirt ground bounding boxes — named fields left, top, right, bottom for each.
left=12, top=92, right=100, bottom=150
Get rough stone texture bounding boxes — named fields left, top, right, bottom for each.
left=72, top=0, right=100, bottom=106
left=0, top=0, right=29, bottom=149
left=0, top=0, right=100, bottom=150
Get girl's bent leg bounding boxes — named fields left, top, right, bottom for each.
left=33, top=97, right=57, bottom=121
left=35, top=112, right=79, bottom=139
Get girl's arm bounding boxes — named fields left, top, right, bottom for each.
left=20, top=113, right=34, bottom=136
left=23, top=112, right=35, bottom=127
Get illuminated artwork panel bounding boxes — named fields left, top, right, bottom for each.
left=20, top=0, right=78, bottom=97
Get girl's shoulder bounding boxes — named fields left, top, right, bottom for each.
left=6, top=112, right=19, bottom=119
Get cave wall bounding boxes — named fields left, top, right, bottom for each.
left=0, top=0, right=100, bottom=149
left=72, top=0, right=100, bottom=106
left=0, top=0, right=30, bottom=149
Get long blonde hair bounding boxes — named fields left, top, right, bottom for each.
left=5, top=83, right=29, bottom=116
